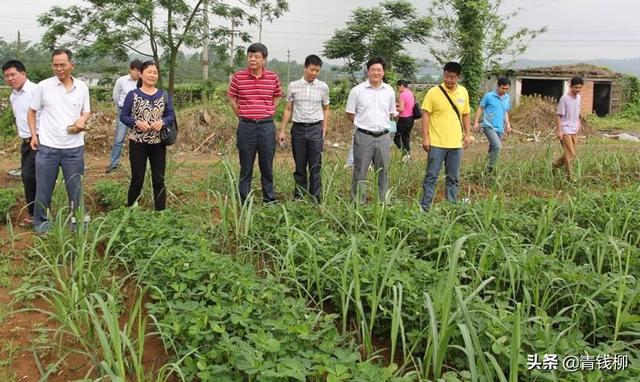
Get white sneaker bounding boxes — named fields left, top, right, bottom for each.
left=402, top=154, right=411, bottom=164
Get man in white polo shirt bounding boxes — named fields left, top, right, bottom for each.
left=106, top=59, right=141, bottom=173
left=346, top=56, right=396, bottom=203
left=3, top=59, right=38, bottom=225
left=28, top=48, right=91, bottom=234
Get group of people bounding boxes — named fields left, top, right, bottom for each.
left=3, top=50, right=174, bottom=234
left=3, top=42, right=584, bottom=233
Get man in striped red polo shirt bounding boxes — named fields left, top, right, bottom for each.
left=228, top=43, right=283, bottom=204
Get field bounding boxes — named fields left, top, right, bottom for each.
left=0, top=118, right=639, bottom=381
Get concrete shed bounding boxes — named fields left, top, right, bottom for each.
left=483, top=64, right=624, bottom=116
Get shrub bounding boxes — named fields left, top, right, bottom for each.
left=0, top=188, right=16, bottom=223
left=93, top=180, right=126, bottom=210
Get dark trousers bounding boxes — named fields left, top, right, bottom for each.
left=20, top=141, right=37, bottom=216
left=291, top=122, right=323, bottom=201
left=128, top=141, right=166, bottom=210
left=236, top=121, right=276, bottom=203
left=393, top=117, right=414, bottom=154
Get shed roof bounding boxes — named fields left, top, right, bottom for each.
left=516, top=63, right=620, bottom=78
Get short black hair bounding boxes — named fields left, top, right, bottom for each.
left=247, top=43, right=268, bottom=59
left=366, top=56, right=385, bottom=70
left=443, top=61, right=462, bottom=75
left=497, top=77, right=511, bottom=86
left=52, top=48, right=73, bottom=62
left=570, top=76, right=584, bottom=86
left=136, top=60, right=158, bottom=88
left=304, top=54, right=322, bottom=67
left=2, top=59, right=26, bottom=73
left=396, top=79, right=409, bottom=87
left=130, top=59, right=143, bottom=71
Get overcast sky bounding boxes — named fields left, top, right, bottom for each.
left=1, top=0, right=639, bottom=63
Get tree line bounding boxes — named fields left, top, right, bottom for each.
left=6, top=0, right=544, bottom=103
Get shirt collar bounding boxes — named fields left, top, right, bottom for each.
left=12, top=79, right=33, bottom=95
left=365, top=80, right=385, bottom=89
left=55, top=75, right=78, bottom=89
left=300, top=76, right=317, bottom=85
left=440, top=83, right=457, bottom=93
left=245, top=67, right=264, bottom=79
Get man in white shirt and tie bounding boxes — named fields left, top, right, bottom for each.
left=106, top=59, right=141, bottom=173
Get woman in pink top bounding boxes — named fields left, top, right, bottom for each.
left=395, top=80, right=416, bottom=162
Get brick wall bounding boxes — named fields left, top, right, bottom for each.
left=580, top=80, right=594, bottom=114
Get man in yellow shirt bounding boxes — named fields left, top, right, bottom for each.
left=420, top=62, right=472, bottom=211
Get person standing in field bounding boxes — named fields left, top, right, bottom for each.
left=346, top=56, right=397, bottom=203
left=28, top=48, right=91, bottom=234
left=395, top=79, right=416, bottom=163
left=120, top=61, right=175, bottom=211
left=2, top=59, right=38, bottom=226
left=419, top=61, right=472, bottom=211
left=473, top=77, right=512, bottom=173
left=278, top=54, right=330, bottom=202
left=228, top=43, right=282, bottom=204
left=552, top=76, right=584, bottom=180
left=106, top=59, right=142, bottom=173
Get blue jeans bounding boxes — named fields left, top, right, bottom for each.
left=34, top=144, right=85, bottom=232
left=108, top=107, right=129, bottom=167
left=420, top=146, right=463, bottom=210
left=482, top=127, right=503, bottom=171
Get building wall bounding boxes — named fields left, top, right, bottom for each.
left=580, top=80, right=594, bottom=115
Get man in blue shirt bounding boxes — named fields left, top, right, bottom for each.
left=473, top=77, right=512, bottom=173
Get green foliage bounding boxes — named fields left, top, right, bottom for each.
left=0, top=102, right=15, bottom=138
left=93, top=180, right=126, bottom=210
left=101, top=208, right=402, bottom=381
left=0, top=188, right=17, bottom=223
left=323, top=0, right=431, bottom=82
left=429, top=0, right=547, bottom=102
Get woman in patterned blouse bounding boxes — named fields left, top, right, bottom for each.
left=120, top=61, right=175, bottom=210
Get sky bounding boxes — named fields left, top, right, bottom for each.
left=1, top=0, right=639, bottom=64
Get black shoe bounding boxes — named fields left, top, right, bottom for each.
left=105, top=163, right=119, bottom=173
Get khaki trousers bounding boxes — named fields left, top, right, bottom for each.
left=553, top=134, right=577, bottom=179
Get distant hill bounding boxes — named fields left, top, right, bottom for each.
left=513, top=58, right=640, bottom=77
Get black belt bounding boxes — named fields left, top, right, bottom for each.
left=22, top=138, right=32, bottom=144
left=356, top=128, right=388, bottom=137
left=293, top=121, right=322, bottom=127
left=240, top=117, right=274, bottom=124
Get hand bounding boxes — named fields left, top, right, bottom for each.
left=150, top=120, right=164, bottom=131
left=136, top=120, right=151, bottom=132
left=73, top=119, right=86, bottom=130
left=505, top=123, right=512, bottom=134
left=421, top=137, right=430, bottom=152
left=463, top=134, right=472, bottom=149
left=556, top=130, right=563, bottom=141
left=278, top=131, right=286, bottom=146
left=473, top=122, right=480, bottom=132
left=30, top=135, right=39, bottom=150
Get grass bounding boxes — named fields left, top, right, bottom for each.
left=2, top=135, right=639, bottom=381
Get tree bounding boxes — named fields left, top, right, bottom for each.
left=38, top=0, right=209, bottom=94
left=429, top=0, right=546, bottom=103
left=37, top=0, right=288, bottom=93
left=323, top=0, right=431, bottom=82
left=239, top=0, right=289, bottom=43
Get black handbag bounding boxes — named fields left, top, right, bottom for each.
left=412, top=100, right=423, bottom=120
left=160, top=91, right=178, bottom=146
